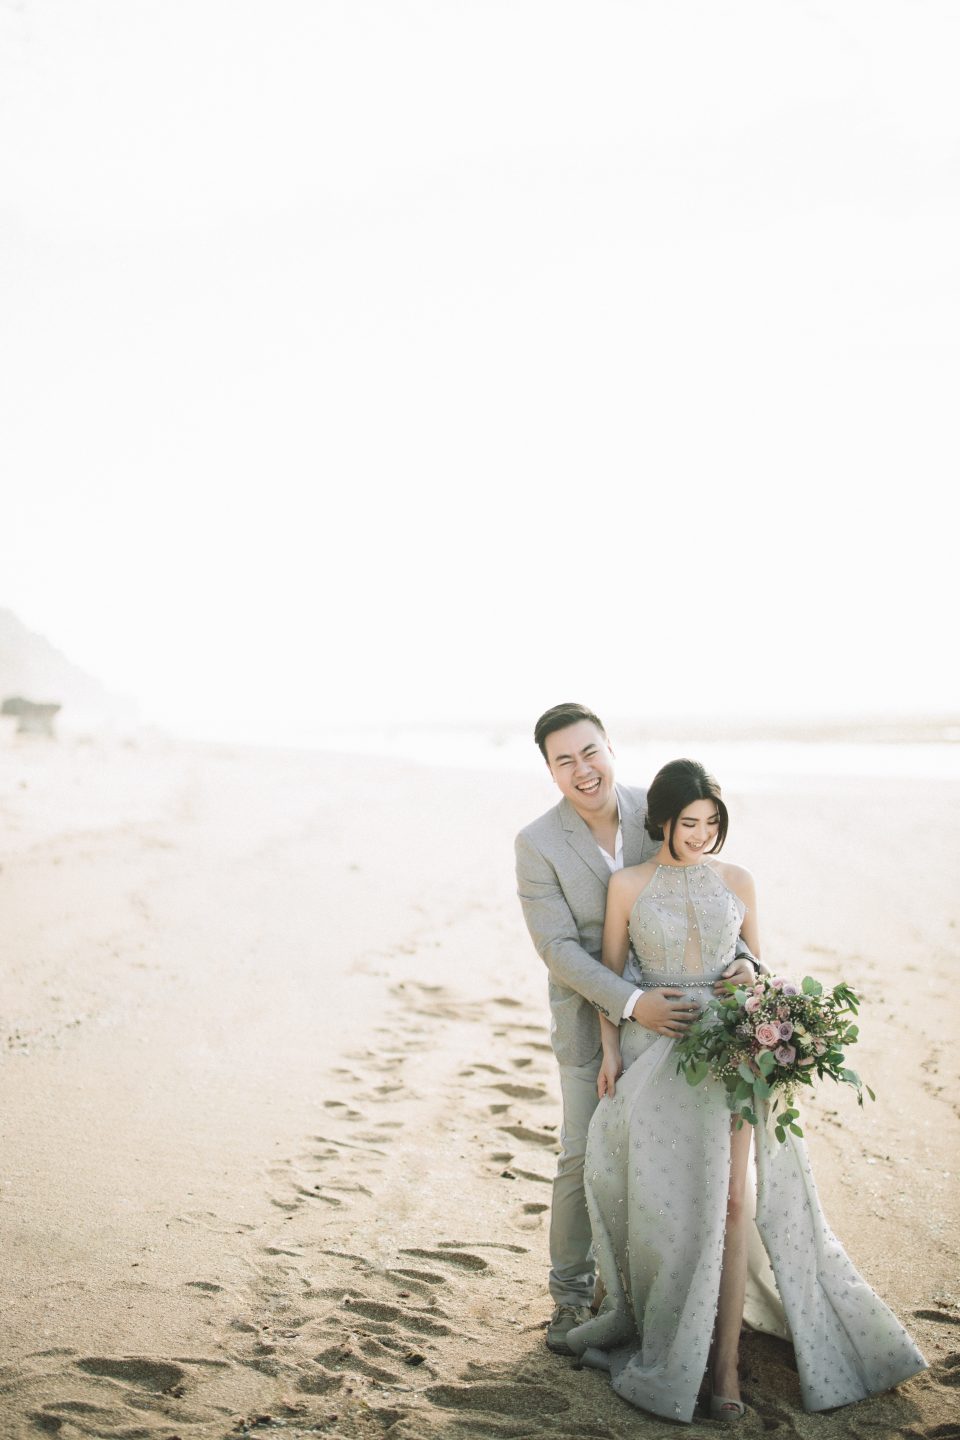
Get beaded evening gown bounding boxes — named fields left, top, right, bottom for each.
left=566, top=862, right=926, bottom=1424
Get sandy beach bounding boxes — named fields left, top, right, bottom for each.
left=1, top=735, right=958, bottom=1440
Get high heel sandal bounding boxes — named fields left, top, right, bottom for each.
left=709, top=1393, right=746, bottom=1422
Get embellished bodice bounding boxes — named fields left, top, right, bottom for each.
left=628, top=863, right=745, bottom=987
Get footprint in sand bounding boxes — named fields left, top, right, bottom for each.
left=931, top=1353, right=960, bottom=1388
left=511, top=1167, right=551, bottom=1185
left=296, top=1365, right=345, bottom=1396
left=384, top=1269, right=447, bottom=1300
left=388, top=1267, right=447, bottom=1286
left=490, top=1082, right=548, bottom=1101
left=33, top=1402, right=130, bottom=1436
left=315, top=1335, right=430, bottom=1385
left=183, top=1280, right=224, bottom=1294
left=510, top=1201, right=549, bottom=1231
left=342, top=1298, right=453, bottom=1337
left=915, top=1309, right=960, bottom=1327
left=424, top=1380, right=569, bottom=1415
left=498, top=1124, right=558, bottom=1148
left=318, top=1247, right=369, bottom=1265
left=267, top=1160, right=348, bottom=1212
left=310, top=1134, right=388, bottom=1158
left=75, top=1357, right=186, bottom=1393
left=178, top=1210, right=255, bottom=1234
left=315, top=1179, right=373, bottom=1199
left=400, top=1247, right=489, bottom=1272
left=323, top=1100, right=364, bottom=1120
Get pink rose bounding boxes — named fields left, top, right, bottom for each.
left=777, top=1005, right=790, bottom=1019
left=774, top=1044, right=796, bottom=1065
left=769, top=977, right=786, bottom=990
left=778, top=1021, right=794, bottom=1040
left=744, top=996, right=762, bottom=1014
left=755, top=1022, right=781, bottom=1047
left=813, top=1037, right=827, bottom=1056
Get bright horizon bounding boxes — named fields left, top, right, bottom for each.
left=2, top=2, right=957, bottom=743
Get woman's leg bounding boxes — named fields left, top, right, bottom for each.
left=712, top=1117, right=753, bottom=1403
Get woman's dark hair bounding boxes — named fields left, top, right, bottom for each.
left=644, top=758, right=728, bottom=860
left=533, top=702, right=607, bottom=761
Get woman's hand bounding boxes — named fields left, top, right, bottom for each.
left=597, top=1050, right=622, bottom=1099
left=714, top=957, right=756, bottom=995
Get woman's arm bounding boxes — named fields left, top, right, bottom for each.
left=601, top=869, right=634, bottom=977
left=596, top=872, right=634, bottom=1097
left=723, top=864, right=761, bottom=963
left=597, top=1013, right=623, bottom=1098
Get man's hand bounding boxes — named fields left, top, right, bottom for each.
left=631, top=988, right=701, bottom=1038
left=597, top=1050, right=622, bottom=1099
left=714, top=957, right=756, bottom=995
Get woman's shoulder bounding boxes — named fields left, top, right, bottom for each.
left=710, top=860, right=756, bottom=901
left=609, top=859, right=657, bottom=899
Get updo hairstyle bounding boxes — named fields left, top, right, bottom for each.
left=644, top=758, right=728, bottom=861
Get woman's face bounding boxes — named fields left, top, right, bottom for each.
left=667, top=798, right=721, bottom=862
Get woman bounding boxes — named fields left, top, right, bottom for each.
left=566, top=759, right=926, bottom=1423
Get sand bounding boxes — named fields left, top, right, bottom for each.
left=1, top=734, right=958, bottom=1440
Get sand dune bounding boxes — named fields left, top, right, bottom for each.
left=1, top=737, right=958, bottom=1439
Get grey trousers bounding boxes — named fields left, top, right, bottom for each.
left=549, top=1051, right=602, bottom=1307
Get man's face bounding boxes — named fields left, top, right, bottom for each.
left=544, top=720, right=616, bottom=820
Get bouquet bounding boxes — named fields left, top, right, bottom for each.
left=674, top=973, right=875, bottom=1144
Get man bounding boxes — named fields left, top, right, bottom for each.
left=515, top=702, right=757, bottom=1354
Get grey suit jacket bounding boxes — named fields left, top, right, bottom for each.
left=515, top=784, right=661, bottom=1067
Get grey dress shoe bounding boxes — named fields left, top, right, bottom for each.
left=545, top=1302, right=593, bottom=1354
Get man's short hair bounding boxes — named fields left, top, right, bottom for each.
left=533, top=702, right=607, bottom=761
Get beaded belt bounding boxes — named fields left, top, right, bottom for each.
left=637, top=976, right=718, bottom=989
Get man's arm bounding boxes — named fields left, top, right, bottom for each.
left=515, top=831, right=637, bottom=1021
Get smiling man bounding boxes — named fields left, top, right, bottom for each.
left=515, top=702, right=756, bottom=1355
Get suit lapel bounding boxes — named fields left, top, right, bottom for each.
left=619, top=784, right=653, bottom=865
left=559, top=798, right=612, bottom=885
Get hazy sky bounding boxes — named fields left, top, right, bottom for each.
left=2, top=1, right=957, bottom=741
